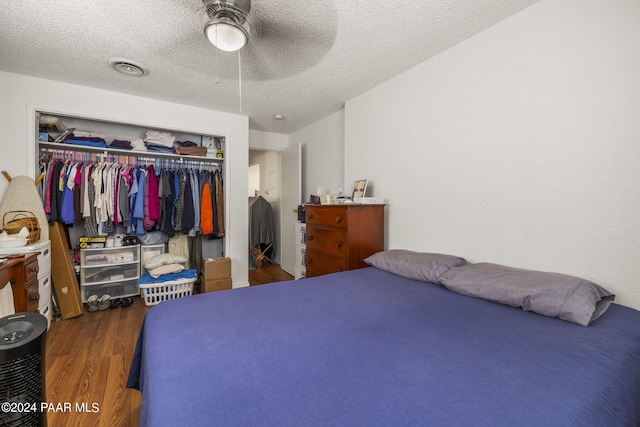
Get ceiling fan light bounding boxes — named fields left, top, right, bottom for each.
left=205, top=19, right=248, bottom=52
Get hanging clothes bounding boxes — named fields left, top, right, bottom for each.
left=174, top=170, right=186, bottom=233
left=191, top=169, right=200, bottom=234
left=248, top=195, right=274, bottom=269
left=214, top=169, right=224, bottom=238
left=200, top=182, right=213, bottom=235
left=84, top=165, right=99, bottom=237
left=160, top=169, right=175, bottom=238
left=134, top=168, right=146, bottom=235
left=37, top=147, right=224, bottom=240
left=181, top=171, right=194, bottom=234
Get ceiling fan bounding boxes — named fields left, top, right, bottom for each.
left=203, top=0, right=252, bottom=52
left=200, top=0, right=338, bottom=81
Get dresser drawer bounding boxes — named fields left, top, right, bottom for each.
left=25, top=281, right=39, bottom=313
left=306, top=227, right=348, bottom=258
left=306, top=250, right=348, bottom=276
left=23, top=257, right=39, bottom=284
left=306, top=206, right=348, bottom=228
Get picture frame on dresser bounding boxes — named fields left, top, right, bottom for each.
left=352, top=180, right=368, bottom=199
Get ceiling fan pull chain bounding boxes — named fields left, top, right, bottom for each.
left=214, top=42, right=219, bottom=84
left=238, top=50, right=242, bottom=112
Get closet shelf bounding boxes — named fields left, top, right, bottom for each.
left=39, top=141, right=223, bottom=164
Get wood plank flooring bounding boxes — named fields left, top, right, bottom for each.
left=44, top=264, right=293, bottom=426
left=249, top=262, right=294, bottom=285
left=45, top=297, right=148, bottom=427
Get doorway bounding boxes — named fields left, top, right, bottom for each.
left=249, top=149, right=281, bottom=267
left=248, top=141, right=300, bottom=279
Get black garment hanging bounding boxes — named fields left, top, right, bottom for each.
left=248, top=195, right=275, bottom=269
left=182, top=170, right=194, bottom=234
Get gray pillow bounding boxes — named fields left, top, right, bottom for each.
left=439, top=263, right=615, bottom=326
left=364, top=250, right=468, bottom=284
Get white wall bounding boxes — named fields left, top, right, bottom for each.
left=345, top=0, right=640, bottom=310
left=249, top=129, right=289, bottom=151
left=0, top=71, right=250, bottom=288
left=289, top=110, right=345, bottom=201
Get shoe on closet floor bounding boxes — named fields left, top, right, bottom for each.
left=110, top=297, right=133, bottom=308
left=98, top=294, right=111, bottom=311
left=87, top=295, right=99, bottom=312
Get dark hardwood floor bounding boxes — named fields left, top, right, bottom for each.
left=45, top=296, right=147, bottom=427
left=44, top=264, right=293, bottom=426
left=249, top=262, right=294, bottom=285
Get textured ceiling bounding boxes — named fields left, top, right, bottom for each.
left=0, top=0, right=539, bottom=134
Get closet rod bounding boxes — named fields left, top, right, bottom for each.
left=39, top=148, right=222, bottom=172
left=38, top=141, right=223, bottom=164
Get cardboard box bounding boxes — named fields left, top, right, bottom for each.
left=49, top=223, right=83, bottom=319
left=203, top=257, right=231, bottom=280
left=201, top=278, right=232, bottom=293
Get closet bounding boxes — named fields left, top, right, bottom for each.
left=35, top=111, right=226, bottom=296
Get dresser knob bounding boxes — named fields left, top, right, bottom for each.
left=334, top=241, right=342, bottom=248
left=307, top=235, right=314, bottom=241
left=334, top=215, right=342, bottom=223
left=307, top=258, right=313, bottom=265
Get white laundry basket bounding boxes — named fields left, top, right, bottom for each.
left=138, top=278, right=195, bottom=306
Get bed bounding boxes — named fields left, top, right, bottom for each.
left=127, top=252, right=640, bottom=426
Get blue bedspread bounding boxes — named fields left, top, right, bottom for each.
left=127, top=267, right=640, bottom=426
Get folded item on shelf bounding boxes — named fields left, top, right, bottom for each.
left=146, top=142, right=176, bottom=154
left=38, top=114, right=67, bottom=132
left=145, top=131, right=176, bottom=147
left=176, top=145, right=207, bottom=156
left=72, top=131, right=107, bottom=139
left=65, top=133, right=106, bottom=143
left=177, top=140, right=198, bottom=147
left=131, top=138, right=146, bottom=151
left=137, top=269, right=197, bottom=285
left=110, top=139, right=133, bottom=150
left=64, top=139, right=107, bottom=148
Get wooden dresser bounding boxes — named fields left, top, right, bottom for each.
left=0, top=253, right=40, bottom=313
left=305, top=204, right=385, bottom=277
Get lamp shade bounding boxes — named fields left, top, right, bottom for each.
left=205, top=18, right=248, bottom=52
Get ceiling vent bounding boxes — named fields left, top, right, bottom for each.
left=108, top=59, right=148, bottom=77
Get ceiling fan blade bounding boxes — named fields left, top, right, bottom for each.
left=239, top=0, right=338, bottom=81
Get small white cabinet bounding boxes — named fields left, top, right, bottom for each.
left=294, top=222, right=306, bottom=280
left=141, top=244, right=166, bottom=273
left=80, top=244, right=141, bottom=302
